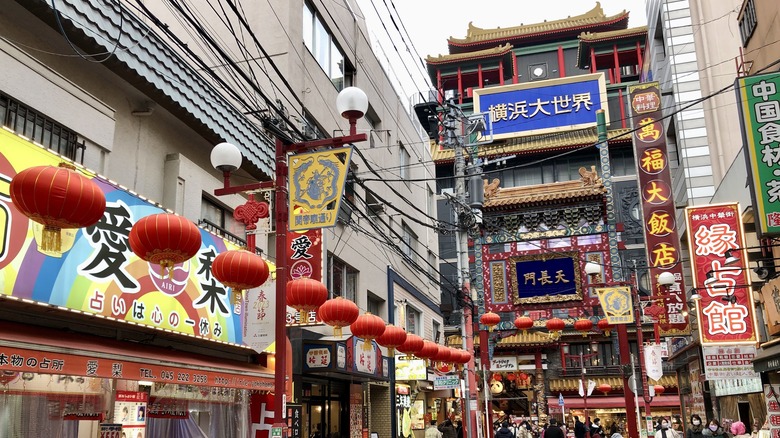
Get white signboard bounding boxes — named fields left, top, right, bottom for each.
left=702, top=345, right=760, bottom=380
left=244, top=280, right=276, bottom=353
left=490, top=356, right=518, bottom=371
left=644, top=344, right=663, bottom=381
left=434, top=375, right=460, bottom=390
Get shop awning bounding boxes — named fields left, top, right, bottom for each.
left=549, top=375, right=677, bottom=392
left=546, top=395, right=680, bottom=409
left=0, top=322, right=274, bottom=391
left=754, top=341, right=780, bottom=373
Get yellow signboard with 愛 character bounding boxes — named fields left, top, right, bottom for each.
left=288, top=146, right=353, bottom=231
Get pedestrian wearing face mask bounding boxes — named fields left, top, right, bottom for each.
left=656, top=417, right=681, bottom=438
left=687, top=415, right=704, bottom=438
left=703, top=420, right=728, bottom=438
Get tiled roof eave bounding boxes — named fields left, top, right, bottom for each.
left=483, top=192, right=605, bottom=209
left=427, top=50, right=513, bottom=66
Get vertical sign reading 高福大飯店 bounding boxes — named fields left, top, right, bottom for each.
left=629, top=82, right=688, bottom=336
left=736, top=72, right=780, bottom=237
left=685, top=203, right=758, bottom=344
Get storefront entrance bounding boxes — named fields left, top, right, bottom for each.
left=301, top=379, right=348, bottom=438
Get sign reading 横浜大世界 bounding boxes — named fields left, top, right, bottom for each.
left=737, top=72, right=780, bottom=236
left=473, top=73, right=608, bottom=140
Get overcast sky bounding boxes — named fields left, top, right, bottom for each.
left=356, top=0, right=649, bottom=98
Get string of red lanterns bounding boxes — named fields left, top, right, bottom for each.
left=318, top=297, right=360, bottom=337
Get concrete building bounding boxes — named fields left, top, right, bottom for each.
left=0, top=0, right=439, bottom=436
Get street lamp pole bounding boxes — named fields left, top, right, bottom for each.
left=211, top=87, right=368, bottom=434
left=581, top=351, right=591, bottom=438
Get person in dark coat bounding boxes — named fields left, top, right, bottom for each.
left=687, top=415, right=704, bottom=438
left=702, top=420, right=729, bottom=438
left=591, top=418, right=605, bottom=438
left=439, top=420, right=457, bottom=438
left=574, top=416, right=587, bottom=438
left=545, top=418, right=566, bottom=438
left=455, top=420, right=463, bottom=438
left=495, top=422, right=516, bottom=438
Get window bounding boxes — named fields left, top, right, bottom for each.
left=406, top=306, right=421, bottom=336
left=428, top=250, right=437, bottom=285
left=427, top=186, right=434, bottom=219
left=367, top=293, right=384, bottom=318
left=401, top=223, right=417, bottom=262
left=0, top=92, right=82, bottom=161
left=739, top=0, right=757, bottom=46
left=432, top=321, right=441, bottom=343
left=399, top=143, right=410, bottom=186
left=303, top=2, right=348, bottom=90
left=201, top=198, right=245, bottom=244
left=328, top=254, right=358, bottom=301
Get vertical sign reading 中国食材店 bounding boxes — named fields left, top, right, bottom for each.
left=736, top=72, right=780, bottom=237
left=628, top=82, right=688, bottom=336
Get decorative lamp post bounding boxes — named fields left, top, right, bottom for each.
left=514, top=315, right=534, bottom=334
left=350, top=313, right=386, bottom=351
left=597, top=318, right=612, bottom=336
left=210, top=86, right=369, bottom=435
left=573, top=318, right=593, bottom=337
left=211, top=248, right=269, bottom=304
left=9, top=162, right=106, bottom=252
left=480, top=311, right=501, bottom=332
left=128, top=213, right=202, bottom=278
left=318, top=297, right=360, bottom=337
left=376, top=324, right=408, bottom=356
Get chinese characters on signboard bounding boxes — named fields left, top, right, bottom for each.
left=509, top=254, right=581, bottom=304
left=288, top=146, right=353, bottom=231
left=736, top=72, right=780, bottom=236
left=596, top=286, right=634, bottom=325
left=685, top=203, right=758, bottom=344
left=702, top=345, right=760, bottom=380
left=629, top=82, right=688, bottom=336
left=473, top=73, right=608, bottom=140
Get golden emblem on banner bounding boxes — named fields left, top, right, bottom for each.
left=288, top=146, right=353, bottom=231
left=595, top=286, right=634, bottom=325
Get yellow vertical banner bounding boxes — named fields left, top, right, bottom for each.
left=595, top=286, right=634, bottom=324
left=288, top=146, right=353, bottom=231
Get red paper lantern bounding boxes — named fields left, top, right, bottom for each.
left=546, top=317, right=566, bottom=335
left=286, top=278, right=328, bottom=322
left=598, top=383, right=612, bottom=394
left=653, top=384, right=665, bottom=395
left=574, top=319, right=593, bottom=337
left=318, top=297, right=360, bottom=337
left=129, top=213, right=201, bottom=277
left=377, top=324, right=408, bottom=356
left=10, top=163, right=106, bottom=252
left=416, top=340, right=439, bottom=360
left=397, top=334, right=424, bottom=359
left=433, top=345, right=452, bottom=363
left=597, top=318, right=613, bottom=336
left=517, top=372, right=529, bottom=382
left=480, top=311, right=501, bottom=331
left=459, top=350, right=472, bottom=364
left=212, top=249, right=269, bottom=304
left=514, top=315, right=534, bottom=333
left=350, top=313, right=386, bottom=351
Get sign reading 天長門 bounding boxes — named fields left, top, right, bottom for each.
left=736, top=72, right=780, bottom=237
left=473, top=73, right=608, bottom=140
left=509, top=253, right=581, bottom=304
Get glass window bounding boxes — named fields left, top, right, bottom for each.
left=367, top=293, right=384, bottom=317
left=739, top=0, right=757, bottom=45
left=328, top=254, right=358, bottom=301
left=303, top=2, right=348, bottom=90
left=201, top=198, right=244, bottom=241
left=433, top=321, right=441, bottom=343
left=0, top=93, right=81, bottom=161
left=402, top=223, right=417, bottom=262
left=428, top=250, right=436, bottom=284
left=400, top=144, right=410, bottom=185
left=303, top=3, right=314, bottom=52
left=406, top=306, right=421, bottom=336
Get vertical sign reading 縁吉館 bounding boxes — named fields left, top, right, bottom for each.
left=629, top=82, right=688, bottom=336
left=736, top=72, right=780, bottom=237
left=685, top=203, right=758, bottom=344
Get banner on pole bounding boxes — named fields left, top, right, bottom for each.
left=596, top=286, right=634, bottom=324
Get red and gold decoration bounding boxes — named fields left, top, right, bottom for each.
left=480, top=311, right=501, bottom=332
left=416, top=340, right=439, bottom=362
left=376, top=324, right=407, bottom=355
left=598, top=383, right=612, bottom=395
left=514, top=315, right=534, bottom=334
left=629, top=82, right=687, bottom=336
left=653, top=384, right=665, bottom=395
left=211, top=249, right=269, bottom=304
left=349, top=313, right=386, bottom=351
left=433, top=344, right=452, bottom=364
left=128, top=213, right=202, bottom=277
left=10, top=163, right=106, bottom=252
left=685, top=203, right=758, bottom=345
left=317, top=297, right=359, bottom=337
left=546, top=317, right=565, bottom=339
left=286, top=278, right=328, bottom=321
left=397, top=333, right=424, bottom=359
left=597, top=318, right=613, bottom=336
left=573, top=318, right=593, bottom=337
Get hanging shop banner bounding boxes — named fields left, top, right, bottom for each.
left=433, top=375, right=460, bottom=390
left=490, top=356, right=518, bottom=371
left=761, top=276, right=780, bottom=336
left=702, top=345, right=761, bottom=381
left=644, top=344, right=664, bottom=381
left=595, top=286, right=634, bottom=325
left=0, top=130, right=246, bottom=343
left=286, top=226, right=322, bottom=281
left=348, top=337, right=385, bottom=378
left=250, top=393, right=275, bottom=438
left=736, top=72, right=780, bottom=237
left=0, top=344, right=273, bottom=390
left=764, top=385, right=780, bottom=438
left=685, top=203, right=758, bottom=344
left=286, top=404, right=303, bottom=438
left=508, top=253, right=582, bottom=304
left=473, top=73, right=609, bottom=140
left=288, top=146, right=353, bottom=231
left=629, top=82, right=688, bottom=336
left=395, top=358, right=427, bottom=380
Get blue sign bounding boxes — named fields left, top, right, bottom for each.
left=473, top=73, right=607, bottom=139
left=510, top=254, right=582, bottom=303
left=559, top=393, right=565, bottom=406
